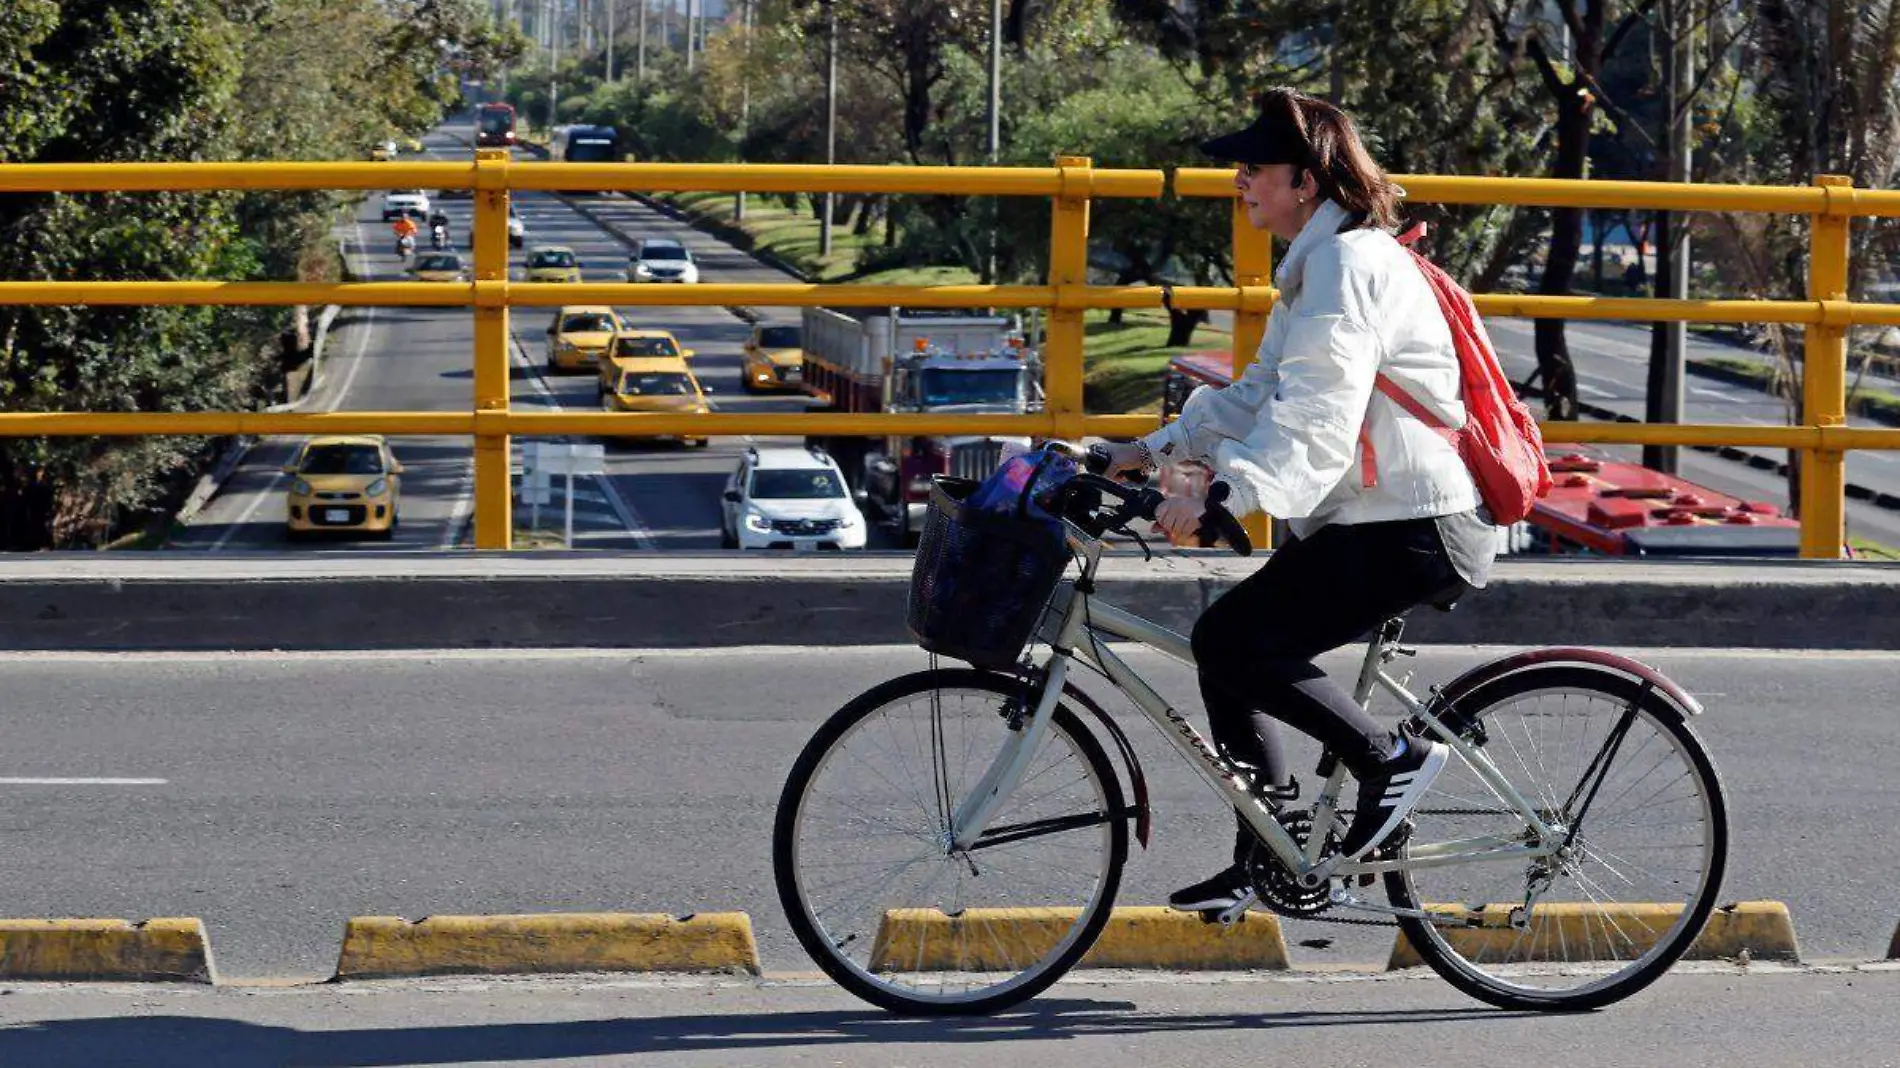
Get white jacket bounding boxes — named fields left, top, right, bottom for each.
left=1141, top=199, right=1479, bottom=538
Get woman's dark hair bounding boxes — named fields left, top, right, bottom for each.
left=1257, top=87, right=1400, bottom=232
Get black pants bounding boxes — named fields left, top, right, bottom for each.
left=1190, top=517, right=1467, bottom=792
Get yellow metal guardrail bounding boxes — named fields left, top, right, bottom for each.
left=0, top=153, right=1897, bottom=556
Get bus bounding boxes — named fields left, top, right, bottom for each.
left=474, top=103, right=517, bottom=148
left=1156, top=351, right=1806, bottom=557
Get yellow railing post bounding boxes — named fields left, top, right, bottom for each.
left=1231, top=194, right=1274, bottom=550
left=1801, top=174, right=1853, bottom=559
left=472, top=148, right=513, bottom=550
left=1045, top=156, right=1092, bottom=442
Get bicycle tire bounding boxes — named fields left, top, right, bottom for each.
left=773, top=667, right=1128, bottom=1015
left=1385, top=664, right=1728, bottom=1012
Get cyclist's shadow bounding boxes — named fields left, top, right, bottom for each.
left=0, top=1001, right=1537, bottom=1067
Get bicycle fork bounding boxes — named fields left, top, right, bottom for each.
left=947, top=657, right=1072, bottom=852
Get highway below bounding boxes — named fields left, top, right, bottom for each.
left=173, top=128, right=823, bottom=552
left=166, top=124, right=1900, bottom=552
left=1, top=644, right=1893, bottom=980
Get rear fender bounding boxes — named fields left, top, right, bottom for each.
left=1428, top=646, right=1703, bottom=726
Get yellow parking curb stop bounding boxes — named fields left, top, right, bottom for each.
left=1387, top=900, right=1799, bottom=970
left=0, top=918, right=215, bottom=982
left=869, top=906, right=1290, bottom=971
left=333, top=912, right=762, bottom=979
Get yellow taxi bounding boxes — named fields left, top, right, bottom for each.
left=544, top=305, right=624, bottom=373
left=525, top=245, right=582, bottom=283
left=599, top=356, right=712, bottom=449
left=595, top=330, right=695, bottom=391
left=741, top=321, right=806, bottom=393
left=283, top=436, right=404, bottom=540
left=410, top=251, right=468, bottom=282
left=401, top=134, right=425, bottom=153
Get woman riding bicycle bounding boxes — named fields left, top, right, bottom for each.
left=1100, top=87, right=1499, bottom=913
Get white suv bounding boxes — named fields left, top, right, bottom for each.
left=628, top=238, right=700, bottom=283
left=720, top=446, right=867, bottom=551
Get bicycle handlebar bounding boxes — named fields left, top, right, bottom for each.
left=1070, top=444, right=1253, bottom=557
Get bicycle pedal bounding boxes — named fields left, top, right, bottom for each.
left=1195, top=908, right=1238, bottom=926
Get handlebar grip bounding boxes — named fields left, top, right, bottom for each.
left=1085, top=442, right=1151, bottom=485
left=1196, top=482, right=1254, bottom=557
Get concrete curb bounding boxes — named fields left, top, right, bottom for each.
left=0, top=918, right=216, bottom=982
left=3, top=553, right=1898, bottom=651
left=333, top=913, right=763, bottom=980
left=871, top=906, right=1289, bottom=971
left=1386, top=900, right=1799, bottom=970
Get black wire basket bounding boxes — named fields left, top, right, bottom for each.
left=907, top=476, right=1069, bottom=668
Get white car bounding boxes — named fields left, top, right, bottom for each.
left=380, top=189, right=431, bottom=221
left=628, top=238, right=699, bottom=283
left=508, top=204, right=526, bottom=248
left=721, top=446, right=867, bottom=551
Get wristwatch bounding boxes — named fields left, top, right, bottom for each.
left=1134, top=440, right=1159, bottom=475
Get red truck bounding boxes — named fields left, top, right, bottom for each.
left=802, top=307, right=1042, bottom=543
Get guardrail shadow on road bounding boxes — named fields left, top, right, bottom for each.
left=0, top=1003, right=1534, bottom=1067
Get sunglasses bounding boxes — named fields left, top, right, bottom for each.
left=1237, top=162, right=1261, bottom=180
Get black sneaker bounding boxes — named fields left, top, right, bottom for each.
left=1339, top=734, right=1449, bottom=859
left=1167, top=863, right=1253, bottom=912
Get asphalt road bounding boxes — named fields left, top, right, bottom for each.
left=172, top=128, right=830, bottom=553
left=2, top=645, right=1894, bottom=980
left=3, top=967, right=1897, bottom=1068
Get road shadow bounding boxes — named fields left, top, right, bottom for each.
left=0, top=1001, right=1532, bottom=1068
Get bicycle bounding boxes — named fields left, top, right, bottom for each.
left=772, top=442, right=1728, bottom=1015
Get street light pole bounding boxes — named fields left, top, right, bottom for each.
left=821, top=0, right=837, bottom=257
left=547, top=0, right=560, bottom=134
left=985, top=0, right=1001, bottom=284
left=637, top=0, right=647, bottom=81
left=606, top=0, right=615, bottom=82
left=685, top=0, right=697, bottom=72
left=736, top=0, right=752, bottom=220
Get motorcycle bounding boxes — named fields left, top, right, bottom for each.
left=430, top=222, right=449, bottom=250
left=396, top=232, right=416, bottom=259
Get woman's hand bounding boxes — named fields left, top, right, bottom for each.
left=1097, top=441, right=1151, bottom=480
left=1152, top=494, right=1204, bottom=542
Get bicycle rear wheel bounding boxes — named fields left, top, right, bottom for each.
left=1386, top=665, right=1727, bottom=1011
left=773, top=667, right=1127, bottom=1015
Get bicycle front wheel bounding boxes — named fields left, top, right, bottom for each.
left=773, top=668, right=1127, bottom=1015
left=1387, top=664, right=1728, bottom=1011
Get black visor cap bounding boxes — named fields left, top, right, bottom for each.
left=1200, top=106, right=1310, bottom=167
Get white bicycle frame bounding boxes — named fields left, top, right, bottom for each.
left=948, top=521, right=1568, bottom=895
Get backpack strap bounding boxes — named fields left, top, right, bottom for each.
left=1360, top=373, right=1457, bottom=491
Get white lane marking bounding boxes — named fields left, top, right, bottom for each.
left=0, top=777, right=167, bottom=786
left=506, top=328, right=659, bottom=550
left=210, top=220, right=379, bottom=553
left=1578, top=383, right=1616, bottom=399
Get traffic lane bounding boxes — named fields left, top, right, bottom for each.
left=1488, top=317, right=1900, bottom=493
left=175, top=207, right=480, bottom=550
left=0, top=646, right=1892, bottom=978
left=3, top=969, right=1896, bottom=1068
left=484, top=185, right=824, bottom=550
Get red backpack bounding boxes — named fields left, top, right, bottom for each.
left=1358, top=224, right=1552, bottom=525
